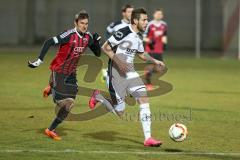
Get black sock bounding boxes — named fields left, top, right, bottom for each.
left=49, top=117, right=62, bottom=131
left=146, top=71, right=152, bottom=84
left=49, top=107, right=69, bottom=131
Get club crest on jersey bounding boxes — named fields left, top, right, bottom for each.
left=155, top=30, right=163, bottom=36
left=83, top=38, right=88, bottom=43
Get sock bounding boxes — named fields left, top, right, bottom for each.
left=96, top=94, right=117, bottom=115
left=49, top=117, right=62, bottom=131
left=145, top=70, right=152, bottom=84
left=49, top=106, right=69, bottom=131
left=139, top=103, right=151, bottom=140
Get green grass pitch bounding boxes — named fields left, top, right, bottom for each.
left=0, top=50, right=239, bottom=160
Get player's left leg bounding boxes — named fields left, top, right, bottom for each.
left=128, top=78, right=162, bottom=147
left=45, top=98, right=74, bottom=140
left=45, top=72, right=78, bottom=140
left=89, top=74, right=127, bottom=116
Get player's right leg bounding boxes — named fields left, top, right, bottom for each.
left=137, top=96, right=162, bottom=147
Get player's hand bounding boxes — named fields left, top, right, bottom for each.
left=154, top=59, right=165, bottom=68
left=93, top=33, right=101, bottom=42
left=28, top=58, right=43, bottom=68
left=112, top=55, right=131, bottom=76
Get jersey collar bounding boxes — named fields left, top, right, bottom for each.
left=121, top=19, right=130, bottom=24
left=74, top=28, right=83, bottom=38
left=129, top=25, right=138, bottom=35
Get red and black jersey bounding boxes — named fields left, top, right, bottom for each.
left=50, top=28, right=92, bottom=75
left=144, top=20, right=167, bottom=54
left=38, top=28, right=101, bottom=75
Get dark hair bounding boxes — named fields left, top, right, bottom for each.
left=154, top=8, right=164, bottom=13
left=75, top=10, right=89, bottom=22
left=121, top=4, right=134, bottom=12
left=131, top=8, right=147, bottom=24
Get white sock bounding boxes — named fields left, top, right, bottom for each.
left=139, top=103, right=151, bottom=140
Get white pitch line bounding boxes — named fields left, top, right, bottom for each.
left=0, top=149, right=240, bottom=156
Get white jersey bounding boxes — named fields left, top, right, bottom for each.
left=108, top=25, right=144, bottom=64
left=107, top=25, right=144, bottom=79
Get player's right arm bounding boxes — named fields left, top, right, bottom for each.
left=102, top=30, right=130, bottom=75
left=28, top=30, right=72, bottom=68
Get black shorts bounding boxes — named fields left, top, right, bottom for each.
left=49, top=71, right=78, bottom=102
left=148, top=53, right=163, bottom=62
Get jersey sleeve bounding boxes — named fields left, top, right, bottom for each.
left=163, top=22, right=168, bottom=36
left=137, top=40, right=144, bottom=53
left=107, top=30, right=124, bottom=48
left=52, top=29, right=74, bottom=45
left=38, top=29, right=74, bottom=60
left=87, top=33, right=101, bottom=57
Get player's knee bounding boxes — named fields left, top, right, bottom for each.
left=116, top=111, right=125, bottom=117
left=114, top=102, right=125, bottom=117
left=56, top=98, right=74, bottom=111
left=138, top=96, right=149, bottom=104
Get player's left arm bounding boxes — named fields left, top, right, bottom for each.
left=88, top=33, right=101, bottom=57
left=162, top=25, right=168, bottom=51
left=137, top=52, right=165, bottom=67
left=137, top=39, right=165, bottom=66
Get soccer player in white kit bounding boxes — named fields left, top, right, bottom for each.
left=102, top=4, right=134, bottom=82
left=89, top=8, right=165, bottom=147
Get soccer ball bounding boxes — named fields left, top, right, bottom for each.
left=169, top=123, right=188, bottom=142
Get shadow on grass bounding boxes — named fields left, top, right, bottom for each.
left=32, top=127, right=80, bottom=136
left=82, top=131, right=142, bottom=145
left=163, top=148, right=183, bottom=152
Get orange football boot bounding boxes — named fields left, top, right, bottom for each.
left=44, top=128, right=61, bottom=140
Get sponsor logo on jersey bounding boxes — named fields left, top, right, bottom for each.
left=126, top=48, right=137, bottom=54
left=73, top=47, right=85, bottom=54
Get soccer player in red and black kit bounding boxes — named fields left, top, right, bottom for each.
left=144, top=9, right=167, bottom=90
left=28, top=10, right=101, bottom=140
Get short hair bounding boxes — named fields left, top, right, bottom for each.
left=75, top=10, right=89, bottom=22
left=131, top=8, right=147, bottom=24
left=121, top=4, right=134, bottom=12
left=154, top=8, right=164, bottom=13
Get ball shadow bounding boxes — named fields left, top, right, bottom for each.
left=82, top=131, right=142, bottom=145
